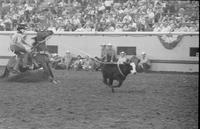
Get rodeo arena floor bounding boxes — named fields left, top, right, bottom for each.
left=0, top=66, right=198, bottom=129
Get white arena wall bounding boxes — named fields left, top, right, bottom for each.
left=0, top=31, right=199, bottom=72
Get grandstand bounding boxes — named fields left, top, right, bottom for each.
left=0, top=0, right=199, bottom=32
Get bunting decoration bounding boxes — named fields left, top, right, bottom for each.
left=158, top=34, right=184, bottom=49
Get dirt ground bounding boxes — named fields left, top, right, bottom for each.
left=0, top=68, right=198, bottom=129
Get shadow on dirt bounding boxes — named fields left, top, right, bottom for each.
left=4, top=70, right=49, bottom=82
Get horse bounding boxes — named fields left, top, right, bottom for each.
left=0, top=30, right=58, bottom=84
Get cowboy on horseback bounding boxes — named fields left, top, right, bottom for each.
left=10, top=23, right=32, bottom=73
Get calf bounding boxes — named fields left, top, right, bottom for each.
left=102, top=62, right=134, bottom=92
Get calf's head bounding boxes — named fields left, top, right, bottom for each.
left=122, top=63, right=133, bottom=75
left=130, top=62, right=137, bottom=74
left=128, top=56, right=140, bottom=74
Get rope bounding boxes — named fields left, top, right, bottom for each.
left=66, top=46, right=103, bottom=63
left=66, top=46, right=121, bottom=64
left=117, top=63, right=125, bottom=77
left=66, top=46, right=126, bottom=76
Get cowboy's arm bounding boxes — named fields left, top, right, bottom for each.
left=21, top=35, right=32, bottom=47
left=21, top=39, right=31, bottom=47
left=141, top=57, right=150, bottom=64
left=12, top=36, right=18, bottom=44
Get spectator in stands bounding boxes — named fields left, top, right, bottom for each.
left=153, top=23, right=161, bottom=32
left=114, top=24, right=123, bottom=32
left=104, top=0, right=113, bottom=11
left=0, top=0, right=199, bottom=32
left=160, top=22, right=172, bottom=32
left=0, top=19, right=5, bottom=31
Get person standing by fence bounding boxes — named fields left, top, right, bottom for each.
left=103, top=43, right=117, bottom=62
left=117, top=51, right=128, bottom=64
left=64, top=50, right=73, bottom=70
left=138, top=52, right=151, bottom=72
left=100, top=43, right=107, bottom=59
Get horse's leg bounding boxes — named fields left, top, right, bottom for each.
left=46, top=62, right=54, bottom=78
left=45, top=62, right=59, bottom=84
left=40, top=62, right=54, bottom=83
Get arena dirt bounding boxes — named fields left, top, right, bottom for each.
left=0, top=68, right=198, bottom=129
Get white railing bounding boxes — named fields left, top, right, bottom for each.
left=0, top=31, right=199, bottom=36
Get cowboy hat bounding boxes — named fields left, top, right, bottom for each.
left=141, top=52, right=146, bottom=55
left=31, top=36, right=37, bottom=39
left=66, top=50, right=70, bottom=53
left=107, top=43, right=112, bottom=46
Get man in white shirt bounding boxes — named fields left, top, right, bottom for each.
left=138, top=52, right=151, bottom=72
left=104, top=0, right=113, bottom=11
left=117, top=51, right=128, bottom=64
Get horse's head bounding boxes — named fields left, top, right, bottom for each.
left=128, top=55, right=140, bottom=74
left=32, top=30, right=54, bottom=51
left=36, top=30, right=54, bottom=40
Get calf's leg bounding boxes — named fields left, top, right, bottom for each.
left=103, top=77, right=108, bottom=85
left=108, top=78, right=115, bottom=93
left=108, top=78, right=113, bottom=86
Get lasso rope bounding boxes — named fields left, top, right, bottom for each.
left=67, top=46, right=126, bottom=76
left=66, top=46, right=120, bottom=64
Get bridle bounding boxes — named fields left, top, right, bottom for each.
left=31, top=35, right=52, bottom=51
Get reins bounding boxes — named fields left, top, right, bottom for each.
left=31, top=39, right=46, bottom=50
left=31, top=34, right=52, bottom=51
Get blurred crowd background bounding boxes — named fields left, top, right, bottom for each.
left=0, top=0, right=199, bottom=32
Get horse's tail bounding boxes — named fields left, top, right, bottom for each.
left=0, top=66, right=9, bottom=78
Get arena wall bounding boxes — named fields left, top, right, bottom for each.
left=0, top=32, right=199, bottom=72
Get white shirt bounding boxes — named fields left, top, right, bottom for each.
left=117, top=56, right=127, bottom=64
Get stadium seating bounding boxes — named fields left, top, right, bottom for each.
left=0, top=0, right=199, bottom=32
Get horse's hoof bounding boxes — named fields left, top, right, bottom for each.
left=56, top=80, right=61, bottom=83
left=52, top=80, right=58, bottom=84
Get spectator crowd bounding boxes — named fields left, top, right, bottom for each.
left=0, top=0, right=199, bottom=32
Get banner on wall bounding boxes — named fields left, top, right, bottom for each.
left=158, top=34, right=184, bottom=49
